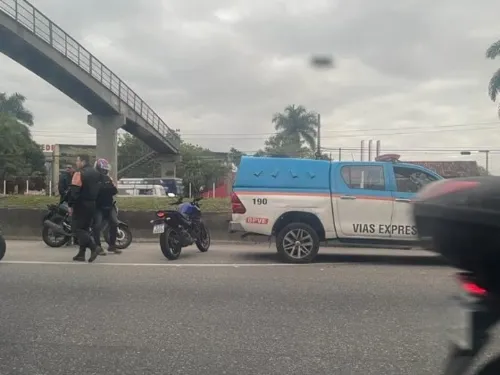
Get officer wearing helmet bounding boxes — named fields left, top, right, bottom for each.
left=68, top=154, right=103, bottom=262
left=93, top=158, right=121, bottom=255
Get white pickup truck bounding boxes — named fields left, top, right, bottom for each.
left=229, top=155, right=443, bottom=263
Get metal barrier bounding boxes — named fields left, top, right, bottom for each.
left=0, top=0, right=180, bottom=151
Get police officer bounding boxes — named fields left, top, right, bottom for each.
left=92, top=158, right=122, bottom=255
left=68, top=154, right=103, bottom=263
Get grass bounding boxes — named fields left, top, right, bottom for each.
left=0, top=195, right=231, bottom=212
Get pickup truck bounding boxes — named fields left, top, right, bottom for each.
left=228, top=155, right=443, bottom=263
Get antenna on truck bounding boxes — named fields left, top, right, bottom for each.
left=374, top=154, right=401, bottom=163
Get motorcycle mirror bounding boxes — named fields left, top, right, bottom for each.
left=167, top=193, right=176, bottom=198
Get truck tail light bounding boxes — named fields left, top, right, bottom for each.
left=456, top=272, right=487, bottom=297
left=231, top=192, right=246, bottom=214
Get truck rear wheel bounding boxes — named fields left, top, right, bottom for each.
left=276, top=222, right=320, bottom=263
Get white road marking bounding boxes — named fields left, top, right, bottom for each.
left=0, top=260, right=310, bottom=267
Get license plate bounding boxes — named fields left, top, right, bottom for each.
left=152, top=224, right=165, bottom=234
left=447, top=297, right=473, bottom=350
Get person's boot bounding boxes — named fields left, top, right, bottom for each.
left=98, top=247, right=108, bottom=256
left=73, top=248, right=86, bottom=262
left=108, top=245, right=122, bottom=254
left=88, top=246, right=101, bottom=263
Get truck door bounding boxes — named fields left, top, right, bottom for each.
left=333, top=163, right=394, bottom=239
left=390, top=165, right=440, bottom=240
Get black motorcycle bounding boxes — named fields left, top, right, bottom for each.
left=42, top=202, right=133, bottom=250
left=151, top=193, right=211, bottom=260
left=413, top=177, right=500, bottom=375
left=0, top=231, right=5, bottom=261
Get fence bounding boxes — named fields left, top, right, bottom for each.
left=1, top=178, right=225, bottom=199
left=1, top=176, right=50, bottom=195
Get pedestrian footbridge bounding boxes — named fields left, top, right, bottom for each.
left=0, top=0, right=180, bottom=180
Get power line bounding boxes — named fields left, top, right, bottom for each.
left=29, top=124, right=500, bottom=141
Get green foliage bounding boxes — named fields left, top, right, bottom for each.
left=117, top=135, right=231, bottom=193
left=272, top=104, right=318, bottom=151
left=0, top=92, right=45, bottom=180
left=486, top=40, right=500, bottom=106
left=0, top=92, right=34, bottom=126
left=228, top=147, right=244, bottom=166
left=0, top=195, right=230, bottom=212
left=255, top=105, right=320, bottom=159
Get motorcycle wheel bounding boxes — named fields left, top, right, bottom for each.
left=42, top=216, right=71, bottom=248
left=195, top=222, right=211, bottom=252
left=0, top=235, right=5, bottom=261
left=104, top=224, right=133, bottom=250
left=160, top=228, right=183, bottom=260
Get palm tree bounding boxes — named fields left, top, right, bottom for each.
left=272, top=105, right=318, bottom=152
left=0, top=92, right=34, bottom=126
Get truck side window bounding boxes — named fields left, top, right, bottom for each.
left=341, top=165, right=386, bottom=191
left=393, top=166, right=438, bottom=193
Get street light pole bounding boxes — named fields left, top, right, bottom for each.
left=315, top=114, right=321, bottom=159
left=480, top=150, right=489, bottom=174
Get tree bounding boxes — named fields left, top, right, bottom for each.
left=477, top=165, right=490, bottom=176
left=228, top=147, right=244, bottom=166
left=254, top=134, right=312, bottom=158
left=0, top=92, right=34, bottom=126
left=0, top=113, right=45, bottom=180
left=176, top=143, right=230, bottom=194
left=272, top=105, right=318, bottom=152
left=486, top=40, right=500, bottom=116
left=117, top=135, right=231, bottom=193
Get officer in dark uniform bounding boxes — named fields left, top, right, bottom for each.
left=68, top=154, right=103, bottom=263
left=92, top=158, right=122, bottom=255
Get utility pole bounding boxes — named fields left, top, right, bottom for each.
left=315, top=114, right=321, bottom=159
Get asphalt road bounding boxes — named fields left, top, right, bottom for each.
left=0, top=241, right=493, bottom=374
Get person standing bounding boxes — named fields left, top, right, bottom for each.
left=92, top=158, right=122, bottom=255
left=68, top=154, right=103, bottom=263
left=58, top=165, right=74, bottom=204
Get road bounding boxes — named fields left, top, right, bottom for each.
left=0, top=241, right=491, bottom=374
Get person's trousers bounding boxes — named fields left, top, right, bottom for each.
left=72, top=201, right=97, bottom=253
left=92, top=207, right=118, bottom=247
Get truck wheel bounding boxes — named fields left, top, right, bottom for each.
left=276, top=223, right=320, bottom=263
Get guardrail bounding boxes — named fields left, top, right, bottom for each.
left=0, top=0, right=180, bottom=151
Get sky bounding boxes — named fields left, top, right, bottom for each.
left=2, top=0, right=500, bottom=172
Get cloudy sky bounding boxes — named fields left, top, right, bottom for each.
left=2, top=0, right=500, bottom=172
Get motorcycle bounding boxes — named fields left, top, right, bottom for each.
left=0, top=230, right=5, bottom=261
left=150, top=190, right=211, bottom=260
left=413, top=177, right=500, bottom=374
left=42, top=201, right=133, bottom=250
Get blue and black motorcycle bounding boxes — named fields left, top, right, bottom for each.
left=151, top=190, right=211, bottom=260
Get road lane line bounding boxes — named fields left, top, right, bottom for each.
left=0, top=260, right=311, bottom=267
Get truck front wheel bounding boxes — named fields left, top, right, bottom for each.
left=276, top=222, right=320, bottom=263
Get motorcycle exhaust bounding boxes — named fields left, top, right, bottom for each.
left=43, top=220, right=68, bottom=236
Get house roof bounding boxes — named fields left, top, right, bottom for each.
left=406, top=161, right=480, bottom=178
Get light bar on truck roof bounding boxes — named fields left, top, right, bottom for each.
left=374, top=154, right=401, bottom=163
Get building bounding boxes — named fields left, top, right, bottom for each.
left=43, top=144, right=97, bottom=194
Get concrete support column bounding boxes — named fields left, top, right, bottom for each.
left=158, top=154, right=181, bottom=178
left=87, top=114, right=125, bottom=182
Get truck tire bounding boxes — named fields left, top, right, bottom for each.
left=276, top=222, right=320, bottom=263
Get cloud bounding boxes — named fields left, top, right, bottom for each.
left=1, top=0, right=500, bottom=172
